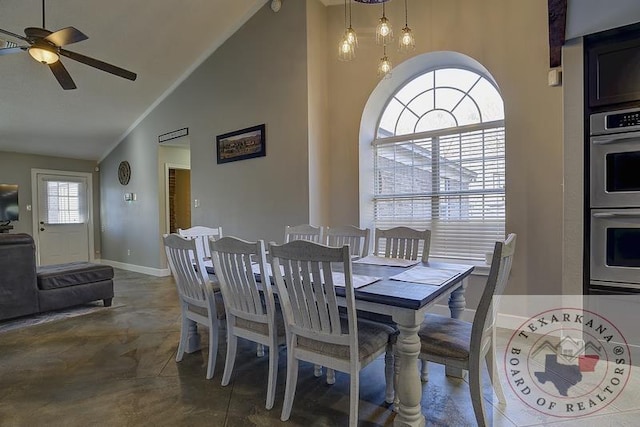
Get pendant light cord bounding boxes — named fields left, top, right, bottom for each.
left=405, top=0, right=409, bottom=26
left=349, top=0, right=353, bottom=27
left=344, top=0, right=348, bottom=28
left=42, top=0, right=46, bottom=28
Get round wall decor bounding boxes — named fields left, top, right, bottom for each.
left=118, top=161, right=131, bottom=185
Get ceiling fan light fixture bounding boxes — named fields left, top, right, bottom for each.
left=28, top=45, right=58, bottom=64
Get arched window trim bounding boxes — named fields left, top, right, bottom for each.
left=376, top=65, right=504, bottom=138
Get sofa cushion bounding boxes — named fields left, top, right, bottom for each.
left=37, top=262, right=114, bottom=290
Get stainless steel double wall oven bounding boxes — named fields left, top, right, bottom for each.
left=590, top=108, right=640, bottom=291
left=586, top=24, right=640, bottom=294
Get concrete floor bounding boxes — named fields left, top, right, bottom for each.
left=1, top=269, right=638, bottom=426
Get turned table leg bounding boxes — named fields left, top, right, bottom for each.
left=393, top=323, right=426, bottom=427
left=448, top=279, right=467, bottom=320
left=446, top=279, right=468, bottom=378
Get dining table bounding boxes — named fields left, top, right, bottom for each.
left=337, top=255, right=474, bottom=427
left=197, top=254, right=474, bottom=427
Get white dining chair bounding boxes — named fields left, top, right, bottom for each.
left=325, top=225, right=370, bottom=259
left=210, top=236, right=286, bottom=409
left=178, top=225, right=223, bottom=263
left=374, top=226, right=431, bottom=263
left=284, top=224, right=327, bottom=376
left=269, top=240, right=396, bottom=427
left=284, top=224, right=323, bottom=244
left=163, top=233, right=225, bottom=379
left=415, top=233, right=516, bottom=427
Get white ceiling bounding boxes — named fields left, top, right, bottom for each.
left=0, top=0, right=268, bottom=161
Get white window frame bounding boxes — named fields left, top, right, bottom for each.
left=369, top=65, right=505, bottom=263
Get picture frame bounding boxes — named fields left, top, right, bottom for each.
left=216, top=124, right=266, bottom=164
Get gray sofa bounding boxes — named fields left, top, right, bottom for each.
left=0, top=233, right=114, bottom=321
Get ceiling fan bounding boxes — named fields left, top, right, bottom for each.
left=0, top=0, right=137, bottom=90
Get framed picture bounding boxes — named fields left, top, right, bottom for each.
left=216, top=124, right=266, bottom=164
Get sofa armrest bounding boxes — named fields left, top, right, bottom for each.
left=0, top=233, right=39, bottom=320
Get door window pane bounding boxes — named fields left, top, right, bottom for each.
left=46, top=181, right=84, bottom=224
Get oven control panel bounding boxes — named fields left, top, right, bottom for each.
left=607, top=111, right=640, bottom=129
left=591, top=107, right=640, bottom=135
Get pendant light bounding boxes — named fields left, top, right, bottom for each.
left=399, top=0, right=415, bottom=52
left=338, top=0, right=356, bottom=61
left=377, top=44, right=392, bottom=77
left=376, top=2, right=393, bottom=45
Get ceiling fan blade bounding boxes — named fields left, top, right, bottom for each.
left=49, top=60, right=77, bottom=90
left=45, top=26, right=88, bottom=46
left=0, top=47, right=25, bottom=56
left=59, top=48, right=137, bottom=81
left=0, top=28, right=30, bottom=42
left=24, top=27, right=51, bottom=40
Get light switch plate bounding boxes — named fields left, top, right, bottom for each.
left=548, top=68, right=562, bottom=87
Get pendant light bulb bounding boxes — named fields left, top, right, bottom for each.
left=376, top=3, right=393, bottom=45
left=399, top=26, right=415, bottom=52
left=338, top=35, right=355, bottom=61
left=377, top=46, right=392, bottom=78
left=346, top=26, right=357, bottom=47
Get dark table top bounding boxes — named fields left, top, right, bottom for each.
left=210, top=259, right=474, bottom=312
left=338, top=260, right=474, bottom=310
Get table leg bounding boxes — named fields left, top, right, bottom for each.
left=448, top=279, right=467, bottom=319
left=185, top=320, right=201, bottom=353
left=446, top=279, right=468, bottom=378
left=393, top=323, right=426, bottom=427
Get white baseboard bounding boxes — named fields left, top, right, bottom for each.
left=97, top=259, right=171, bottom=277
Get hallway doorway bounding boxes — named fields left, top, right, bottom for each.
left=167, top=167, right=191, bottom=233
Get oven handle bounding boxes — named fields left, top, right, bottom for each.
left=593, top=212, right=640, bottom=218
left=592, top=130, right=640, bottom=144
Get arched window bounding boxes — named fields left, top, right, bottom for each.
left=372, top=67, right=505, bottom=261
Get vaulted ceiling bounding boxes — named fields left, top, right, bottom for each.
left=0, top=0, right=269, bottom=160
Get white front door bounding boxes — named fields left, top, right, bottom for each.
left=35, top=173, right=90, bottom=265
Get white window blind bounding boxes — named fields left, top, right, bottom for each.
left=373, top=126, right=505, bottom=261
left=45, top=181, right=84, bottom=224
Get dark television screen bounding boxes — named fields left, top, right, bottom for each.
left=0, top=184, right=19, bottom=221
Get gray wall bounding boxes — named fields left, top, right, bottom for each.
left=306, top=0, right=330, bottom=227
left=100, top=1, right=310, bottom=269
left=0, top=151, right=100, bottom=255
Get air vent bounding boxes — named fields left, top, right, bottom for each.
left=0, top=39, right=18, bottom=49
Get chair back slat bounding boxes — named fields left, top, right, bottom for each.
left=374, top=226, right=431, bottom=262
left=210, top=237, right=272, bottom=322
left=270, top=240, right=354, bottom=345
left=284, top=224, right=323, bottom=244
left=326, top=225, right=370, bottom=259
left=178, top=225, right=223, bottom=260
left=163, top=234, right=211, bottom=304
